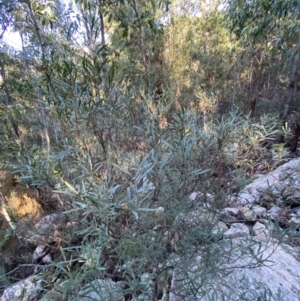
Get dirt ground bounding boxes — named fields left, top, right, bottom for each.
left=0, top=171, right=44, bottom=224
left=0, top=171, right=46, bottom=289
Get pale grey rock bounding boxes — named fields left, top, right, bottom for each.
left=218, top=238, right=300, bottom=301
left=252, top=205, right=267, bottom=217
left=169, top=234, right=300, bottom=301
left=22, top=213, right=75, bottom=245
left=220, top=207, right=239, bottom=222
left=223, top=207, right=239, bottom=216
left=223, top=223, right=249, bottom=239
left=169, top=255, right=202, bottom=301
left=188, top=192, right=213, bottom=207
left=267, top=206, right=284, bottom=219
left=232, top=158, right=300, bottom=205
left=212, top=221, right=228, bottom=236
left=239, top=206, right=255, bottom=221
left=289, top=217, right=300, bottom=225
left=78, top=279, right=124, bottom=301
left=253, top=219, right=281, bottom=237
left=295, top=208, right=300, bottom=216
left=252, top=222, right=269, bottom=237
left=252, top=220, right=274, bottom=239
left=32, top=245, right=51, bottom=264
left=226, top=195, right=237, bottom=204
left=176, top=209, right=219, bottom=230
left=0, top=276, right=42, bottom=301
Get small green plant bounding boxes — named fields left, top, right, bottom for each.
left=0, top=229, right=13, bottom=251
left=233, top=175, right=257, bottom=191
left=271, top=143, right=289, bottom=162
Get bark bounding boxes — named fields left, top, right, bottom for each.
left=128, top=0, right=150, bottom=94
left=24, top=0, right=51, bottom=157
left=25, top=0, right=45, bottom=61
left=0, top=61, right=20, bottom=138
left=249, top=96, right=256, bottom=118
left=277, top=32, right=300, bottom=151
left=280, top=35, right=300, bottom=122
left=98, top=0, right=106, bottom=47
left=290, top=126, right=300, bottom=152
left=98, top=0, right=109, bottom=94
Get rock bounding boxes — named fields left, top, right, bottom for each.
left=169, top=253, right=202, bottom=301
left=211, top=221, right=228, bottom=236
left=36, top=185, right=64, bottom=213
left=78, top=279, right=124, bottom=301
left=0, top=276, right=42, bottom=301
left=252, top=205, right=267, bottom=217
left=223, top=207, right=239, bottom=216
left=169, top=234, right=300, bottom=301
left=219, top=207, right=239, bottom=223
left=219, top=238, right=300, bottom=301
left=294, top=207, right=300, bottom=216
left=224, top=223, right=249, bottom=239
left=252, top=222, right=269, bottom=237
left=175, top=209, right=219, bottom=230
left=232, top=158, right=300, bottom=205
left=267, top=206, right=285, bottom=219
left=22, top=213, right=70, bottom=245
left=238, top=206, right=255, bottom=221
left=289, top=217, right=300, bottom=226
left=188, top=192, right=213, bottom=207
left=32, top=245, right=52, bottom=264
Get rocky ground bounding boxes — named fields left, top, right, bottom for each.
left=1, top=156, right=300, bottom=300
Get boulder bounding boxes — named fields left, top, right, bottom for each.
left=232, top=158, right=300, bottom=206
left=0, top=276, right=42, bottom=301
left=169, top=223, right=300, bottom=301
left=223, top=223, right=249, bottom=239
left=22, top=213, right=72, bottom=245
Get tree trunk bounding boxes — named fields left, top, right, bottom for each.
left=128, top=0, right=150, bottom=94
left=290, top=126, right=300, bottom=152
left=277, top=32, right=300, bottom=151
left=280, top=33, right=300, bottom=122
left=98, top=0, right=109, bottom=94
left=0, top=61, right=20, bottom=138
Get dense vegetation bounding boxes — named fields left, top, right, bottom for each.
left=0, top=0, right=299, bottom=299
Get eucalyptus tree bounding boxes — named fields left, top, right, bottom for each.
left=226, top=0, right=300, bottom=149
left=0, top=0, right=17, bottom=39
left=0, top=51, right=21, bottom=139
left=109, top=0, right=167, bottom=97
left=0, top=0, right=79, bottom=166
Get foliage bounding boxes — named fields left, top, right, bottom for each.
left=0, top=0, right=297, bottom=299
left=226, top=0, right=300, bottom=125
left=226, top=0, right=300, bottom=44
